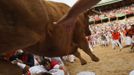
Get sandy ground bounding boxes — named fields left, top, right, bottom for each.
left=65, top=45, right=134, bottom=75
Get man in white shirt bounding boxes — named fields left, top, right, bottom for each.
left=12, top=57, right=65, bottom=75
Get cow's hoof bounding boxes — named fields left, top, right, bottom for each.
left=81, top=61, right=87, bottom=65
left=91, top=56, right=99, bottom=62
left=79, top=59, right=87, bottom=65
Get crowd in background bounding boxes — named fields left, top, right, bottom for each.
left=88, top=17, right=134, bottom=50
left=89, top=4, right=134, bottom=21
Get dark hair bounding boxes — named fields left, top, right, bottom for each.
left=41, top=72, right=52, bottom=75
left=40, top=58, right=51, bottom=66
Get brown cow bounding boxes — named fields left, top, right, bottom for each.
left=0, top=0, right=99, bottom=65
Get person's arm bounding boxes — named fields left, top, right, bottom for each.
left=11, top=60, right=30, bottom=69
left=12, top=61, right=30, bottom=74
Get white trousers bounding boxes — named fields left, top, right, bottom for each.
left=112, top=40, right=123, bottom=49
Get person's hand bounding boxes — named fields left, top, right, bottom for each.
left=16, top=58, right=23, bottom=63
left=11, top=60, right=18, bottom=64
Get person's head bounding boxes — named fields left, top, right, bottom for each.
left=40, top=58, right=51, bottom=70
left=15, top=49, right=24, bottom=56
left=113, top=29, right=117, bottom=32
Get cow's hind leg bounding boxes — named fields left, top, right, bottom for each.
left=73, top=22, right=99, bottom=62
left=74, top=51, right=87, bottom=65
left=78, top=38, right=99, bottom=62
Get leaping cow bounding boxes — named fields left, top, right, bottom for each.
left=0, top=0, right=99, bottom=65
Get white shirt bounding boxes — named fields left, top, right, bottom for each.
left=29, top=65, right=47, bottom=75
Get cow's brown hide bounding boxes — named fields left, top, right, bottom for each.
left=0, top=0, right=99, bottom=63
left=0, top=60, right=21, bottom=75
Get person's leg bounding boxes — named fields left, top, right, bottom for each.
left=123, top=37, right=132, bottom=49
left=130, top=44, right=134, bottom=52
left=88, top=43, right=94, bottom=52
left=124, top=36, right=132, bottom=48
left=123, top=45, right=131, bottom=48
left=15, top=62, right=29, bottom=75
left=112, top=40, right=116, bottom=49
left=116, top=40, right=123, bottom=49
left=104, top=40, right=107, bottom=47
